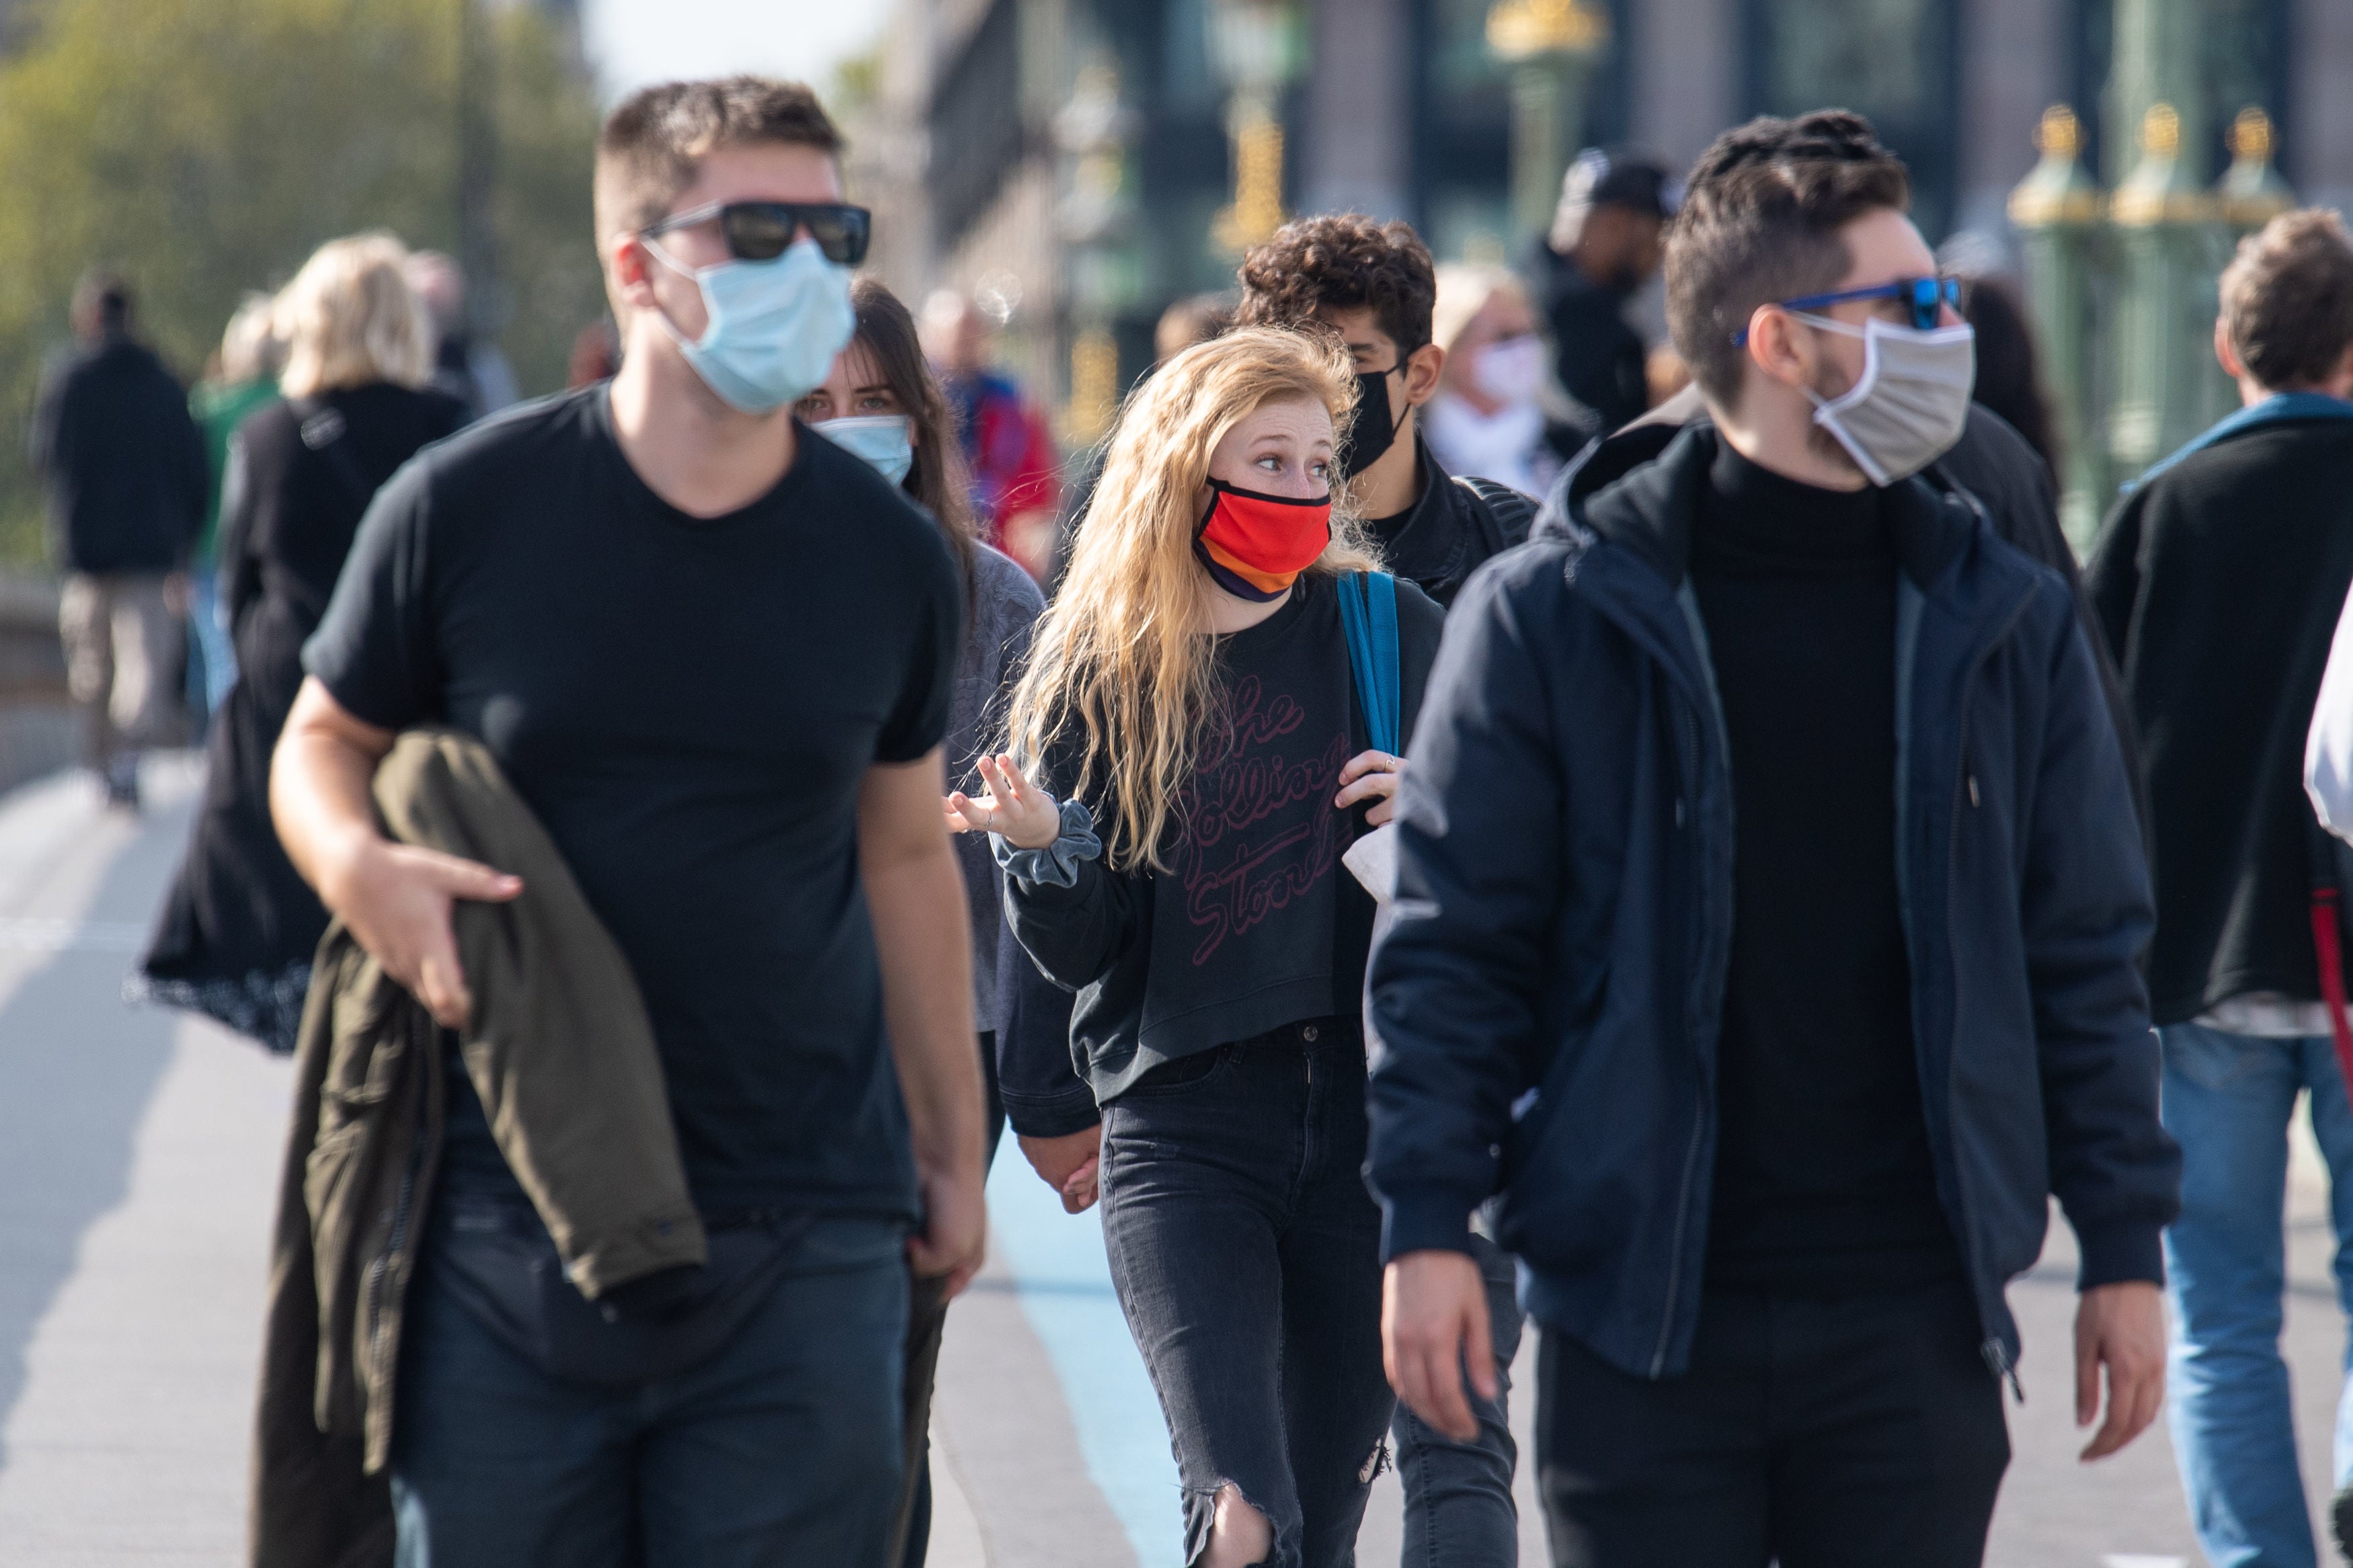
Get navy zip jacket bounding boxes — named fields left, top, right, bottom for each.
left=1366, top=421, right=2178, bottom=1382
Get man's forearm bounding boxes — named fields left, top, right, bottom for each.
left=270, top=678, right=393, bottom=906
left=868, top=845, right=986, bottom=1180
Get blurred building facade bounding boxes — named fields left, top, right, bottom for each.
left=852, top=0, right=2353, bottom=440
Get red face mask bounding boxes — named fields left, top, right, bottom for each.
left=1195, top=479, right=1333, bottom=602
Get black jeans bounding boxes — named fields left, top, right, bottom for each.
left=1537, top=1280, right=2009, bottom=1568
left=1392, top=1225, right=1525, bottom=1565
left=1099, top=1018, right=1395, bottom=1568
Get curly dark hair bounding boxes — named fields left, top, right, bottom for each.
left=1666, top=110, right=1910, bottom=406
left=1234, top=214, right=1437, bottom=361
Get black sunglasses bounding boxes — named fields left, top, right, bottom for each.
left=641, top=200, right=871, bottom=267
left=1731, top=276, right=1962, bottom=345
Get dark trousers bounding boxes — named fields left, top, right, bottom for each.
left=1099, top=1019, right=1396, bottom=1568
left=891, top=1034, right=1006, bottom=1568
left=1392, top=1225, right=1526, bottom=1565
left=389, top=1214, right=910, bottom=1568
left=1537, top=1281, right=2009, bottom=1568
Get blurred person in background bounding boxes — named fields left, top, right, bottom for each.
left=796, top=275, right=1045, bottom=1568
left=187, top=291, right=284, bottom=715
left=1425, top=262, right=1568, bottom=500
left=1531, top=147, right=1677, bottom=434
left=921, top=288, right=1060, bottom=579
left=1157, top=290, right=1234, bottom=360
left=1958, top=272, right=2059, bottom=483
left=138, top=233, right=462, bottom=1052
left=569, top=316, right=621, bottom=388
left=407, top=248, right=520, bottom=421
left=30, top=269, right=208, bottom=809
left=2089, top=208, right=2353, bottom=1568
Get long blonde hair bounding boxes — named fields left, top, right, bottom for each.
left=1006, top=325, right=1380, bottom=872
left=276, top=233, right=434, bottom=399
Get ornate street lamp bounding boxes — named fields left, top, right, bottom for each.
left=1207, top=0, right=1303, bottom=255
left=2009, top=104, right=2108, bottom=543
left=1486, top=0, right=1610, bottom=245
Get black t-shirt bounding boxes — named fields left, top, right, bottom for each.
left=303, top=388, right=961, bottom=1219
left=1689, top=442, right=1960, bottom=1296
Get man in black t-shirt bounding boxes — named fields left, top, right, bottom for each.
left=273, top=77, right=985, bottom=1566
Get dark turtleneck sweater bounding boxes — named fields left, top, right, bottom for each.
left=1692, top=441, right=1961, bottom=1297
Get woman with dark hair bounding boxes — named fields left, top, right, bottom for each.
left=798, top=276, right=1041, bottom=1568
left=1960, top=274, right=2060, bottom=481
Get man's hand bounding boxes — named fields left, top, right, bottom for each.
left=321, top=839, right=521, bottom=1030
left=908, top=1159, right=988, bottom=1298
left=2075, top=1280, right=2166, bottom=1461
left=1383, top=1249, right=1497, bottom=1442
left=272, top=677, right=520, bottom=1030
left=1019, top=1126, right=1101, bottom=1213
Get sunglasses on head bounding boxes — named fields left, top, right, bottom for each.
left=1731, top=276, right=1962, bottom=345
left=641, top=200, right=872, bottom=267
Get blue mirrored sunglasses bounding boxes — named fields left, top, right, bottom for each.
left=1731, top=276, right=1962, bottom=345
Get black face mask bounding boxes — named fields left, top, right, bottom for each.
left=1337, top=364, right=1412, bottom=480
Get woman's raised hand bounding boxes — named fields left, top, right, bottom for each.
left=945, top=753, right=1065, bottom=850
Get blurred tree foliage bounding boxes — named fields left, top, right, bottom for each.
left=0, top=0, right=604, bottom=565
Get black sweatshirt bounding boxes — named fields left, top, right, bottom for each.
left=1691, top=443, right=1961, bottom=1296
left=2087, top=415, right=2353, bottom=1022
left=1002, top=573, right=1444, bottom=1104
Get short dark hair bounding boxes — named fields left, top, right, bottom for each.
left=1234, top=214, right=1437, bottom=360
left=2219, top=209, right=2353, bottom=391
left=1665, top=111, right=1911, bottom=406
left=595, top=76, right=842, bottom=240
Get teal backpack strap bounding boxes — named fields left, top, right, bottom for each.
left=1337, top=571, right=1402, bottom=756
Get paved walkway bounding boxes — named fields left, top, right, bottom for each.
left=0, top=757, right=2342, bottom=1565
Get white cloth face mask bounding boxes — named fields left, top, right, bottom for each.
left=1795, top=315, right=1976, bottom=487
left=1472, top=335, right=1548, bottom=405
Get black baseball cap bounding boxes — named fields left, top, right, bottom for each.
left=1559, top=148, right=1683, bottom=219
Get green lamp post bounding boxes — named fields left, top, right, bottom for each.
left=2009, top=104, right=2108, bottom=547
left=1486, top=0, right=1610, bottom=247
left=2108, top=102, right=2221, bottom=479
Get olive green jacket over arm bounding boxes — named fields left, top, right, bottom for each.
left=251, top=729, right=704, bottom=1568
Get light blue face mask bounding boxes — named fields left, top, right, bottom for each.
left=818, top=414, right=914, bottom=487
left=646, top=235, right=854, bottom=414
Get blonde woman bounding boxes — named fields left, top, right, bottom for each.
left=951, top=327, right=1445, bottom=1568
left=141, top=233, right=463, bottom=1051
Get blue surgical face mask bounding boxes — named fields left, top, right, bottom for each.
left=645, top=235, right=854, bottom=413
left=818, top=413, right=914, bottom=487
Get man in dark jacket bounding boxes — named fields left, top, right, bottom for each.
left=1531, top=148, right=1677, bottom=433
left=2085, top=208, right=2353, bottom=1568
left=1371, top=110, right=2177, bottom=1566
left=1602, top=381, right=2145, bottom=830
left=30, top=272, right=206, bottom=807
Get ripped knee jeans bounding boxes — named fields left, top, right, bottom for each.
left=1098, top=1019, right=1396, bottom=1568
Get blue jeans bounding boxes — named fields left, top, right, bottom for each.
left=1099, top=1018, right=1396, bottom=1568
left=2161, top=1022, right=2353, bottom=1568
left=391, top=1212, right=910, bottom=1567
left=1392, top=1224, right=1524, bottom=1565
left=186, top=568, right=235, bottom=714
